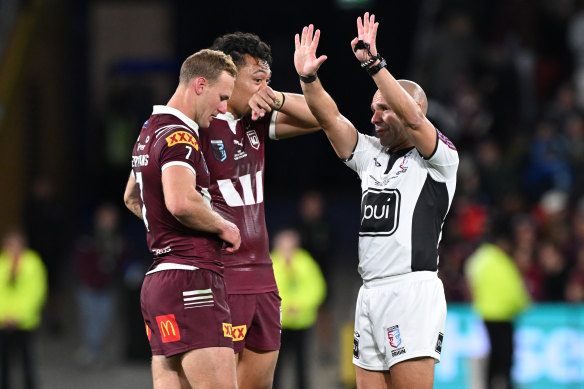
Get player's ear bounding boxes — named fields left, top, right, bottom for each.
left=193, top=76, right=206, bottom=95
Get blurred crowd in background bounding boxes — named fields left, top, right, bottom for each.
left=420, top=1, right=584, bottom=305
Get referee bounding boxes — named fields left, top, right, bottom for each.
left=293, top=13, right=459, bottom=389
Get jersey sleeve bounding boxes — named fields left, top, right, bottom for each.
left=424, top=129, right=459, bottom=182
left=268, top=110, right=279, bottom=140
left=157, top=129, right=201, bottom=176
left=344, top=131, right=383, bottom=176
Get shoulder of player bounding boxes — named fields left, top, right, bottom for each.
left=146, top=122, right=201, bottom=154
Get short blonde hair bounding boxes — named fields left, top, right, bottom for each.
left=179, top=49, right=238, bottom=85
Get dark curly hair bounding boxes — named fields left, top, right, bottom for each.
left=210, top=32, right=272, bottom=68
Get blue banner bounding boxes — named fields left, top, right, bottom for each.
left=436, top=304, right=584, bottom=388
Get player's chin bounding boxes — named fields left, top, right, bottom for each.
left=202, top=116, right=214, bottom=128
left=196, top=120, right=209, bottom=129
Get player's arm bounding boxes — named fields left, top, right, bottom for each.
left=249, top=87, right=320, bottom=139
left=123, top=171, right=143, bottom=220
left=352, top=12, right=436, bottom=158
left=162, top=165, right=241, bottom=252
left=293, top=25, right=358, bottom=160
left=274, top=92, right=322, bottom=138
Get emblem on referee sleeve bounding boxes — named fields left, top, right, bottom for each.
left=360, top=188, right=400, bottom=236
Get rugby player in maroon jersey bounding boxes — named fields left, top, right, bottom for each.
left=198, top=33, right=321, bottom=389
left=123, top=49, right=241, bottom=389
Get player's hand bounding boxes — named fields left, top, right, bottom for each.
left=249, top=85, right=276, bottom=120
left=219, top=220, right=241, bottom=253
left=294, top=24, right=328, bottom=78
left=350, top=12, right=379, bottom=63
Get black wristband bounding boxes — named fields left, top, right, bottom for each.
left=360, top=57, right=377, bottom=68
left=366, top=57, right=387, bottom=76
left=299, top=73, right=318, bottom=83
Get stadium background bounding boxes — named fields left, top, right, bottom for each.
left=1, top=0, right=583, bottom=387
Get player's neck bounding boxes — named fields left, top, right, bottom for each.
left=167, top=88, right=196, bottom=121
left=226, top=101, right=248, bottom=120
left=388, top=140, right=414, bottom=154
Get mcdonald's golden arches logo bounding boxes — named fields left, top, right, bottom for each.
left=156, top=314, right=181, bottom=343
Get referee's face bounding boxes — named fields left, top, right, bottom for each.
left=371, top=91, right=410, bottom=150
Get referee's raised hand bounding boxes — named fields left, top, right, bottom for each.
left=294, top=24, right=327, bottom=78
left=351, top=12, right=380, bottom=63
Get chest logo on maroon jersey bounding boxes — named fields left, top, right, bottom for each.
left=246, top=130, right=260, bottom=150
left=166, top=131, right=199, bottom=150
left=211, top=139, right=227, bottom=162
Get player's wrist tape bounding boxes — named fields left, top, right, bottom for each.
left=299, top=73, right=318, bottom=83
left=272, top=91, right=285, bottom=110
left=366, top=57, right=387, bottom=76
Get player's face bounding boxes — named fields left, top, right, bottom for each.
left=370, top=91, right=410, bottom=150
left=197, top=71, right=235, bottom=128
left=228, top=55, right=271, bottom=118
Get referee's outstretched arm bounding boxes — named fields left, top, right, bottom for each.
left=351, top=12, right=437, bottom=158
left=294, top=24, right=359, bottom=161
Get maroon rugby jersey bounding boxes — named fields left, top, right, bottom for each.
left=131, top=105, right=222, bottom=274
left=200, top=112, right=278, bottom=294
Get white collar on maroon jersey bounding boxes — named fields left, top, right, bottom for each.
left=153, top=105, right=200, bottom=135
left=215, top=112, right=238, bottom=134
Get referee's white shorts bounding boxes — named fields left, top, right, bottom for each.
left=352, top=271, right=446, bottom=371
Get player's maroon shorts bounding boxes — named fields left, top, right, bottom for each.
left=227, top=292, right=281, bottom=354
left=141, top=267, right=233, bottom=357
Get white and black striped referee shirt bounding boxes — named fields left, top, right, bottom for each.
left=344, top=129, right=459, bottom=281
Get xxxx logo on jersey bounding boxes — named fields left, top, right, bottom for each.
left=166, top=131, right=199, bottom=150
left=222, top=323, right=247, bottom=341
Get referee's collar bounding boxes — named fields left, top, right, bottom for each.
left=384, top=146, right=415, bottom=174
